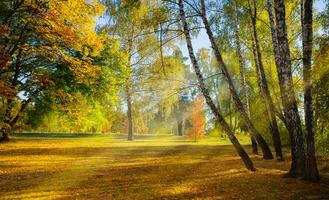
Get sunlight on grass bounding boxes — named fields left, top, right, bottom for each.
left=165, top=182, right=198, bottom=196
left=1, top=134, right=328, bottom=199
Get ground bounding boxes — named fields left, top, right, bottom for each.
left=0, top=134, right=328, bottom=200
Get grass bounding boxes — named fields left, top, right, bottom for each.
left=0, top=133, right=328, bottom=199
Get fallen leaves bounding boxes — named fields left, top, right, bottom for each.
left=0, top=134, right=329, bottom=199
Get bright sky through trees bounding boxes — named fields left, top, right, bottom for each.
left=179, top=0, right=326, bottom=60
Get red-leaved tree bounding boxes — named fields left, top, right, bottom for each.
left=187, top=96, right=205, bottom=142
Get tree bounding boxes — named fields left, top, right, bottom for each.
left=102, top=0, right=169, bottom=140
left=173, top=95, right=189, bottom=136
left=267, top=0, right=306, bottom=177
left=187, top=95, right=205, bottom=142
left=200, top=0, right=273, bottom=159
left=178, top=0, right=255, bottom=171
left=0, top=0, right=105, bottom=141
left=301, top=0, right=319, bottom=181
left=26, top=35, right=127, bottom=134
left=247, top=0, right=283, bottom=160
left=313, top=38, right=329, bottom=154
left=231, top=0, right=258, bottom=154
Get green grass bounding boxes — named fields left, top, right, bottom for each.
left=0, top=133, right=328, bottom=199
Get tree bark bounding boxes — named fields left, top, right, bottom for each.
left=232, top=0, right=258, bottom=155
left=0, top=127, right=10, bottom=142
left=200, top=0, right=273, bottom=160
left=0, top=101, right=11, bottom=142
left=179, top=0, right=256, bottom=171
left=175, top=103, right=184, bottom=136
left=271, top=0, right=306, bottom=177
left=248, top=0, right=283, bottom=161
left=126, top=84, right=133, bottom=141
left=126, top=36, right=134, bottom=141
left=0, top=95, right=15, bottom=142
left=177, top=120, right=183, bottom=136
left=301, top=0, right=319, bottom=181
left=0, top=50, right=23, bottom=142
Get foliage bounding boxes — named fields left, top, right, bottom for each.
left=0, top=0, right=128, bottom=135
left=0, top=0, right=102, bottom=132
left=186, top=96, right=205, bottom=141
left=314, top=37, right=329, bottom=154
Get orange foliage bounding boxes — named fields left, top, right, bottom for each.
left=187, top=96, right=205, bottom=141
left=0, top=51, right=9, bottom=69
left=32, top=73, right=54, bottom=87
left=0, top=81, right=16, bottom=99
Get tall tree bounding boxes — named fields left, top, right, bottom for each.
left=103, top=1, right=157, bottom=140
left=247, top=0, right=283, bottom=160
left=200, top=0, right=273, bottom=159
left=232, top=0, right=258, bottom=154
left=269, top=0, right=305, bottom=177
left=301, top=0, right=319, bottom=181
left=178, top=0, right=255, bottom=171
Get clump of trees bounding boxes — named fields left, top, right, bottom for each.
left=166, top=0, right=324, bottom=181
left=0, top=0, right=127, bottom=137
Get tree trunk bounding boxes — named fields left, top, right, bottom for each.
left=179, top=0, right=256, bottom=171
left=176, top=105, right=183, bottom=136
left=232, top=0, right=258, bottom=155
left=174, top=101, right=184, bottom=136
left=126, top=36, right=134, bottom=141
left=0, top=51, right=23, bottom=142
left=126, top=85, right=133, bottom=141
left=0, top=85, right=39, bottom=142
left=248, top=0, right=283, bottom=161
left=0, top=127, right=10, bottom=142
left=177, top=120, right=183, bottom=136
left=0, top=98, right=14, bottom=142
left=229, top=93, right=233, bottom=129
left=271, top=0, right=306, bottom=177
left=200, top=0, right=273, bottom=160
left=301, top=0, right=319, bottom=181
left=266, top=0, right=289, bottom=129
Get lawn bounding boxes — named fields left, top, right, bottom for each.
left=0, top=134, right=328, bottom=199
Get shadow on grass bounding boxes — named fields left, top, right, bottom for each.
left=12, top=132, right=99, bottom=139
left=0, top=170, right=54, bottom=194
left=0, top=142, right=242, bottom=199
left=0, top=145, right=237, bottom=158
left=2, top=135, right=329, bottom=199
left=73, top=159, right=329, bottom=200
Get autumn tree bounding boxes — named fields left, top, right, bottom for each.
left=176, top=0, right=256, bottom=171
left=199, top=0, right=273, bottom=159
left=187, top=95, right=205, bottom=142
left=301, top=0, right=319, bottom=181
left=102, top=0, right=169, bottom=140
left=264, top=0, right=320, bottom=179
left=26, top=35, right=127, bottom=133
left=246, top=0, right=283, bottom=160
left=231, top=0, right=258, bottom=154
left=265, top=0, right=305, bottom=177
left=0, top=0, right=107, bottom=141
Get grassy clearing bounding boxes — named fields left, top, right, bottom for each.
left=0, top=134, right=328, bottom=199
